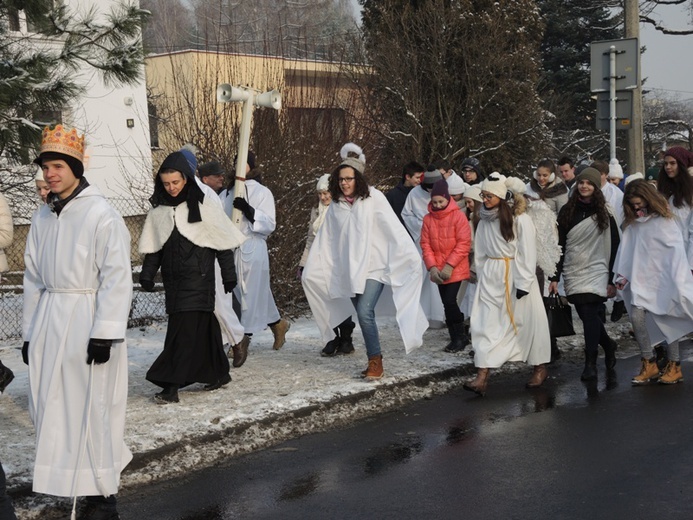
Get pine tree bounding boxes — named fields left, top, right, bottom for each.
left=0, top=0, right=149, bottom=167
left=537, top=0, right=621, bottom=131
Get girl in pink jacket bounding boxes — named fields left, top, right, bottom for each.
left=421, top=179, right=473, bottom=352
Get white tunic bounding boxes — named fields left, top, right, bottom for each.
left=221, top=180, right=281, bottom=334
left=400, top=186, right=445, bottom=324
left=471, top=213, right=550, bottom=368
left=23, top=186, right=133, bottom=497
left=302, top=188, right=428, bottom=352
left=614, top=214, right=693, bottom=346
left=601, top=181, right=624, bottom=226
left=667, top=196, right=693, bottom=270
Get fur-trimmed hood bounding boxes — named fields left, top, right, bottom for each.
left=139, top=193, right=246, bottom=254
left=528, top=178, right=568, bottom=200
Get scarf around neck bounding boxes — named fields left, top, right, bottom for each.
left=479, top=205, right=500, bottom=222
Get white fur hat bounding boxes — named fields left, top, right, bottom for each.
left=316, top=173, right=330, bottom=191
left=608, top=158, right=624, bottom=179
left=35, top=167, right=45, bottom=182
left=464, top=185, right=483, bottom=203
left=446, top=174, right=469, bottom=196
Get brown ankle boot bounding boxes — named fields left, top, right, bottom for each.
left=463, top=368, right=490, bottom=396
left=362, top=354, right=383, bottom=380
left=269, top=319, right=290, bottom=350
left=526, top=364, right=548, bottom=388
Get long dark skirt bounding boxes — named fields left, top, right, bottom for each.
left=146, top=311, right=230, bottom=388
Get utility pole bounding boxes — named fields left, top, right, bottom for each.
left=624, top=0, right=645, bottom=174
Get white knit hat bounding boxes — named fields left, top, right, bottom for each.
left=446, top=174, right=469, bottom=196
left=35, top=166, right=45, bottom=182
left=316, top=173, right=330, bottom=191
left=624, top=171, right=644, bottom=186
left=480, top=172, right=512, bottom=199
left=608, top=158, right=624, bottom=179
left=464, top=185, right=483, bottom=203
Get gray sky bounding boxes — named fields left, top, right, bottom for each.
left=640, top=3, right=693, bottom=100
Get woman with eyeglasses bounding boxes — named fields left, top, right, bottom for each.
left=463, top=173, right=551, bottom=396
left=614, top=180, right=693, bottom=385
left=302, top=143, right=428, bottom=380
left=548, top=167, right=620, bottom=383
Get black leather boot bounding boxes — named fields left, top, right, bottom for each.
left=444, top=321, right=469, bottom=353
left=321, top=327, right=341, bottom=356
left=337, top=319, right=356, bottom=354
left=581, top=350, right=598, bottom=381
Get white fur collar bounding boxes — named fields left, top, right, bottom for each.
left=139, top=195, right=246, bottom=254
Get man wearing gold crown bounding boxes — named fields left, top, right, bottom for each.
left=22, top=124, right=133, bottom=519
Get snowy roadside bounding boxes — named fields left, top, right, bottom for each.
left=0, top=312, right=640, bottom=519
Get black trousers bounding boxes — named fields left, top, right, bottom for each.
left=437, top=281, right=464, bottom=325
left=0, top=462, right=17, bottom=520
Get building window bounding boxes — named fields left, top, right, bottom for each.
left=8, top=9, right=20, bottom=32
left=148, top=102, right=160, bottom=149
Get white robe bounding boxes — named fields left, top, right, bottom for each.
left=302, top=187, right=428, bottom=352
left=23, top=186, right=133, bottom=497
left=400, top=186, right=445, bottom=324
left=562, top=217, right=611, bottom=298
left=221, top=180, right=281, bottom=334
left=667, top=196, right=693, bottom=270
left=471, top=213, right=550, bottom=368
left=601, top=181, right=624, bottom=227
left=614, top=214, right=693, bottom=346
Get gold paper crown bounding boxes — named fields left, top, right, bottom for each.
left=38, top=124, right=85, bottom=162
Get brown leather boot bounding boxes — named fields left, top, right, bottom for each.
left=632, top=357, right=659, bottom=385
left=463, top=368, right=490, bottom=396
left=526, top=364, right=548, bottom=389
left=269, top=319, right=291, bottom=350
left=228, top=335, right=250, bottom=368
left=362, top=354, right=383, bottom=380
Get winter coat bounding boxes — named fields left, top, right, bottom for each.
left=139, top=161, right=245, bottom=315
left=0, top=192, right=13, bottom=274
left=420, top=201, right=472, bottom=283
left=385, top=181, right=414, bottom=226
left=141, top=226, right=236, bottom=314
left=525, top=178, right=569, bottom=216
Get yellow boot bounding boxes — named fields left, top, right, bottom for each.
left=658, top=360, right=683, bottom=385
left=631, top=357, right=659, bottom=385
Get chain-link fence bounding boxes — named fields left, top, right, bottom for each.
left=0, top=197, right=166, bottom=341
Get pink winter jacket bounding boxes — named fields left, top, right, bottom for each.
left=420, top=200, right=472, bottom=283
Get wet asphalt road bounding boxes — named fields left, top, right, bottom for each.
left=118, top=355, right=693, bottom=520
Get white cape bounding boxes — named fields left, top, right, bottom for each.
left=302, top=188, right=428, bottom=352
left=614, top=214, right=693, bottom=345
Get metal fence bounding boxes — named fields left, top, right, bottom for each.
left=0, top=197, right=166, bottom=341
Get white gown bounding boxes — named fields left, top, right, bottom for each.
left=221, top=179, right=281, bottom=334
left=471, top=213, right=550, bottom=368
left=667, top=196, right=693, bottom=270
left=23, top=186, right=133, bottom=497
left=401, top=186, right=445, bottom=325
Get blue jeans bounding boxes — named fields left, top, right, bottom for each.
left=351, top=279, right=385, bottom=358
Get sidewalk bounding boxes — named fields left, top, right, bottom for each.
left=0, top=315, right=638, bottom=519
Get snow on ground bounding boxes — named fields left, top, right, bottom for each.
left=0, top=311, right=643, bottom=518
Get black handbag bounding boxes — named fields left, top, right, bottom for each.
left=543, top=294, right=575, bottom=337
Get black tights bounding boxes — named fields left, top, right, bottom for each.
left=574, top=302, right=611, bottom=354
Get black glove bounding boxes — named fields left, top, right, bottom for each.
left=22, top=341, right=29, bottom=365
left=223, top=280, right=237, bottom=294
left=140, top=279, right=155, bottom=292
left=233, top=197, right=255, bottom=223
left=87, top=338, right=113, bottom=365
left=516, top=289, right=528, bottom=300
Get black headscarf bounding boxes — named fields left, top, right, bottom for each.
left=150, top=151, right=204, bottom=223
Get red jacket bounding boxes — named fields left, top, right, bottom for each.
left=421, top=201, right=472, bottom=283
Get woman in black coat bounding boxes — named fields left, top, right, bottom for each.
left=139, top=151, right=245, bottom=404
